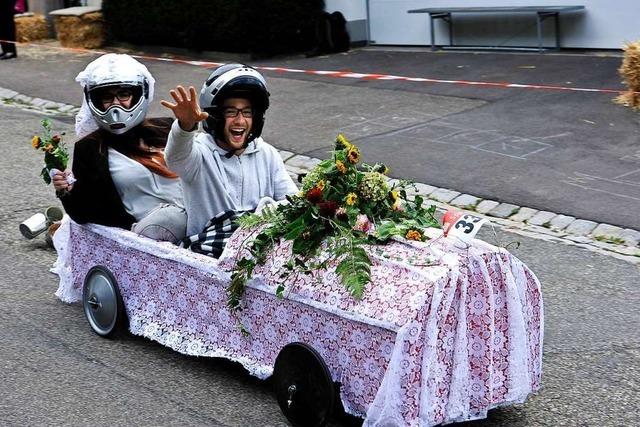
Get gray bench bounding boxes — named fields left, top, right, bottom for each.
left=407, top=6, right=585, bottom=52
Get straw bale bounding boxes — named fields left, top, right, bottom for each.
left=15, top=14, right=49, bottom=42
left=53, top=12, right=105, bottom=49
left=614, top=41, right=640, bottom=110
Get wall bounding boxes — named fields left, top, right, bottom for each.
left=330, top=0, right=640, bottom=49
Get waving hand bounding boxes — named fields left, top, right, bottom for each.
left=161, top=85, right=209, bottom=131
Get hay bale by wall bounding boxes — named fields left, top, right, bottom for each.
left=15, top=14, right=49, bottom=42
left=614, top=41, right=640, bottom=110
left=53, top=11, right=105, bottom=49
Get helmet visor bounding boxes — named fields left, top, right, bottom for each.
left=89, top=84, right=143, bottom=113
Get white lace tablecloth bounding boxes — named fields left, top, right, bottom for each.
left=53, top=217, right=543, bottom=427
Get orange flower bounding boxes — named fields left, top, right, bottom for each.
left=43, top=144, right=54, bottom=152
left=347, top=147, right=360, bottom=164
left=405, top=230, right=423, bottom=241
left=31, top=136, right=40, bottom=149
left=335, top=160, right=346, bottom=174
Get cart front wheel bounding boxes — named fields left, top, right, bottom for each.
left=82, top=266, right=127, bottom=338
left=273, top=342, right=335, bottom=427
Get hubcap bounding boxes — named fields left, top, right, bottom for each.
left=83, top=272, right=118, bottom=336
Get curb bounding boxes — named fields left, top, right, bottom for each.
left=3, top=86, right=639, bottom=264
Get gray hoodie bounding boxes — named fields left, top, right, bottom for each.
left=165, top=120, right=297, bottom=236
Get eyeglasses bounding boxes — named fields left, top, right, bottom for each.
left=222, top=107, right=253, bottom=119
left=100, top=89, right=133, bottom=105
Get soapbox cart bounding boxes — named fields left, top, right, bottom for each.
left=53, top=218, right=542, bottom=427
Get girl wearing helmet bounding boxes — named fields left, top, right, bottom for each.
left=51, top=54, right=187, bottom=244
left=162, top=64, right=297, bottom=239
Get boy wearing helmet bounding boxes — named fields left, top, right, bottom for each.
left=162, top=64, right=297, bottom=237
left=52, top=54, right=187, bottom=243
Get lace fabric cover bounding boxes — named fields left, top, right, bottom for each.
left=53, top=217, right=543, bottom=427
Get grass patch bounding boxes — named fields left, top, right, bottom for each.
left=594, top=235, right=626, bottom=245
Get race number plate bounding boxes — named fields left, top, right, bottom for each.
left=442, top=209, right=488, bottom=241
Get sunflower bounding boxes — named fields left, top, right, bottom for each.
left=31, top=136, right=40, bottom=149
left=347, top=146, right=360, bottom=164
left=335, top=133, right=352, bottom=150
left=316, top=179, right=326, bottom=191
left=335, top=160, right=346, bottom=174
left=345, top=192, right=358, bottom=206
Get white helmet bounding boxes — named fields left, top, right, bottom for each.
left=75, top=54, right=154, bottom=137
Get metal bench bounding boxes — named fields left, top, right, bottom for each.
left=407, top=6, right=585, bottom=52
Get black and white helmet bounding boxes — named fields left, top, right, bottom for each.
left=78, top=54, right=152, bottom=135
left=199, top=64, right=270, bottom=143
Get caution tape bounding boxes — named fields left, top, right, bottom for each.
left=1, top=39, right=628, bottom=95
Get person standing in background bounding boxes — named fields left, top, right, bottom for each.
left=0, top=0, right=18, bottom=59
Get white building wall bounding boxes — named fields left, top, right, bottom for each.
left=329, top=0, right=640, bottom=49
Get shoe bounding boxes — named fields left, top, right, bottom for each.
left=0, top=52, right=17, bottom=60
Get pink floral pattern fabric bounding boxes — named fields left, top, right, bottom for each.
left=54, top=219, right=543, bottom=427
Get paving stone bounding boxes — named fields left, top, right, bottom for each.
left=57, top=104, right=76, bottom=113
left=592, top=223, right=624, bottom=239
left=475, top=200, right=499, bottom=214
left=30, top=97, right=47, bottom=107
left=527, top=210, right=556, bottom=226
left=412, top=183, right=436, bottom=196
left=610, top=245, right=640, bottom=256
left=549, top=214, right=576, bottom=230
left=0, top=88, right=18, bottom=99
left=487, top=203, right=520, bottom=219
left=450, top=194, right=481, bottom=209
left=43, top=101, right=59, bottom=109
left=429, top=188, right=461, bottom=204
left=285, top=155, right=321, bottom=171
left=564, top=235, right=593, bottom=244
left=509, top=207, right=538, bottom=222
left=621, top=228, right=640, bottom=247
left=14, top=94, right=32, bottom=103
left=277, top=150, right=294, bottom=161
left=565, top=219, right=598, bottom=236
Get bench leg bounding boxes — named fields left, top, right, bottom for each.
left=430, top=15, right=436, bottom=51
left=536, top=13, right=543, bottom=52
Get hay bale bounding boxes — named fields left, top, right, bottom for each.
left=15, top=14, right=49, bottom=42
left=53, top=12, right=105, bottom=49
left=614, top=41, right=640, bottom=110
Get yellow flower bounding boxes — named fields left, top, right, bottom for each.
left=31, top=135, right=40, bottom=149
left=347, top=146, right=360, bottom=164
left=381, top=165, right=390, bottom=175
left=316, top=180, right=326, bottom=191
left=336, top=134, right=352, bottom=150
left=405, top=230, right=423, bottom=241
left=390, top=191, right=400, bottom=210
left=43, top=144, right=54, bottom=152
left=335, top=160, right=346, bottom=174
left=345, top=192, right=358, bottom=206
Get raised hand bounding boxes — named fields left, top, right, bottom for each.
left=161, top=85, right=209, bottom=131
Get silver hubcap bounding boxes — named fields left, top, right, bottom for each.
left=83, top=272, right=118, bottom=335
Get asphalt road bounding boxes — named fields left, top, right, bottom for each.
left=1, top=44, right=639, bottom=426
left=1, top=45, right=639, bottom=230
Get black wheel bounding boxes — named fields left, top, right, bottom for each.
left=273, top=342, right=336, bottom=427
left=82, top=266, right=127, bottom=338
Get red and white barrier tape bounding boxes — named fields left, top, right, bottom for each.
left=1, top=40, right=628, bottom=95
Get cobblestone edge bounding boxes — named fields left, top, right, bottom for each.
left=3, top=87, right=639, bottom=264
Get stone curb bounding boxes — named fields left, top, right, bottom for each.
left=2, top=86, right=638, bottom=263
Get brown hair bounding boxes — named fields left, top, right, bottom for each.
left=106, top=118, right=178, bottom=179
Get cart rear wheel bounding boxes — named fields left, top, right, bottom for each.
left=273, top=342, right=335, bottom=427
left=82, top=266, right=127, bottom=338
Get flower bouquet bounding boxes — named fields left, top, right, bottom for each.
left=31, top=118, right=70, bottom=185
left=228, top=134, right=440, bottom=310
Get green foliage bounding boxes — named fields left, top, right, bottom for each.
left=102, top=0, right=325, bottom=56
left=227, top=135, right=440, bottom=312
